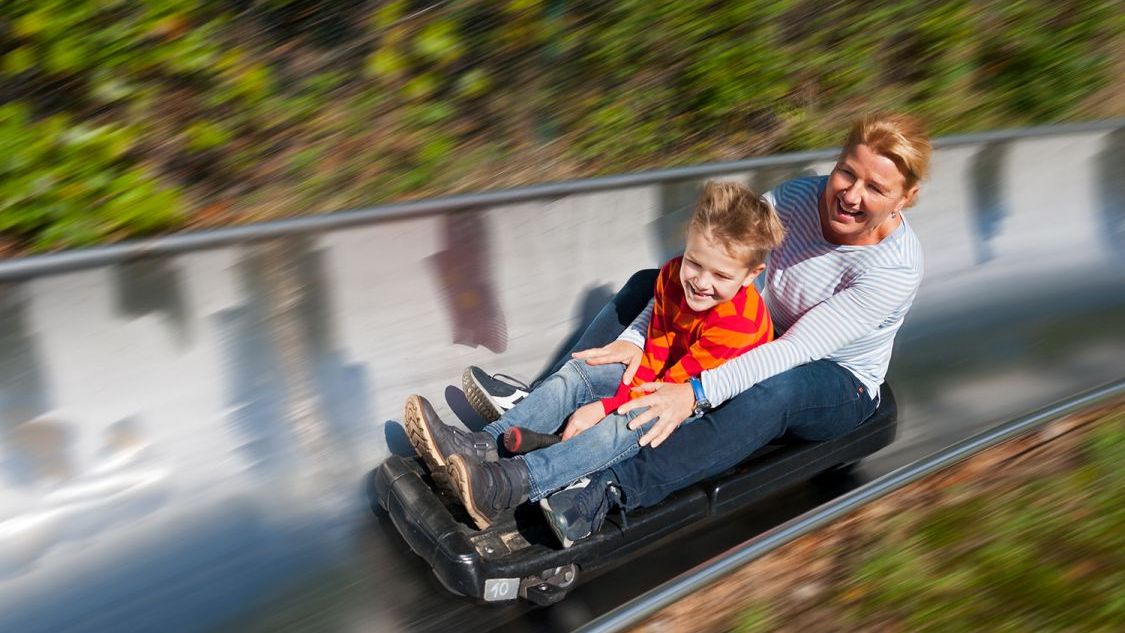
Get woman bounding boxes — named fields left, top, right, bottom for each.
left=468, top=112, right=931, bottom=547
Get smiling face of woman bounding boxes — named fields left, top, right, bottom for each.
left=820, top=143, right=918, bottom=246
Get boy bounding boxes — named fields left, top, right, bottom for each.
left=404, top=180, right=785, bottom=532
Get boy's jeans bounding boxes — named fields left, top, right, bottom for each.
left=481, top=359, right=652, bottom=502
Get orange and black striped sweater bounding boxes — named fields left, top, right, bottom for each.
left=600, top=256, right=774, bottom=415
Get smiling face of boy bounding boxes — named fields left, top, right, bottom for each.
left=679, top=226, right=765, bottom=312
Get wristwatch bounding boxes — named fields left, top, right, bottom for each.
left=689, top=376, right=712, bottom=416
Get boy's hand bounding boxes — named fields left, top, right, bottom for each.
left=572, top=340, right=643, bottom=384
left=619, top=382, right=694, bottom=448
left=562, top=402, right=606, bottom=440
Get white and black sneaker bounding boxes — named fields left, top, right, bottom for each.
left=461, top=366, right=530, bottom=422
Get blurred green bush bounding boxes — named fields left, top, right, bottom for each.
left=0, top=103, right=184, bottom=250
left=730, top=408, right=1125, bottom=633
left=0, top=0, right=1121, bottom=252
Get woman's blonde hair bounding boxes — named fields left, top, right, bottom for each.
left=690, top=181, right=785, bottom=267
left=842, top=113, right=932, bottom=193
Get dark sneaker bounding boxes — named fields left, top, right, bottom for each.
left=539, top=471, right=625, bottom=548
left=446, top=454, right=530, bottom=530
left=462, top=367, right=530, bottom=422
left=502, top=426, right=561, bottom=454
left=404, top=395, right=499, bottom=482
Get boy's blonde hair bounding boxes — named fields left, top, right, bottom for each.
left=690, top=181, right=785, bottom=267
left=842, top=113, right=932, bottom=196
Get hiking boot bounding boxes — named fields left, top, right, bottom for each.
left=462, top=366, right=530, bottom=422
left=404, top=395, right=498, bottom=483
left=446, top=454, right=530, bottom=530
left=539, top=470, right=625, bottom=548
left=502, top=426, right=561, bottom=454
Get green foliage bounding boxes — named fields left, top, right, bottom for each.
left=838, top=412, right=1125, bottom=631
left=0, top=0, right=1120, bottom=251
left=0, top=104, right=184, bottom=251
left=975, top=1, right=1116, bottom=121
left=731, top=604, right=777, bottom=633
left=8, top=1, right=213, bottom=78
left=728, top=408, right=1124, bottom=633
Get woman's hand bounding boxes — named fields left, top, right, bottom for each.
left=562, top=402, right=606, bottom=440
left=619, top=382, right=695, bottom=448
left=572, top=340, right=643, bottom=384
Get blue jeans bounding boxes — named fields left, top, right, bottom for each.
left=482, top=359, right=652, bottom=501
left=608, top=360, right=879, bottom=510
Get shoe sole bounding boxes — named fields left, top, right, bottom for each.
left=447, top=454, right=493, bottom=530
left=404, top=395, right=452, bottom=488
left=538, top=497, right=576, bottom=549
left=461, top=368, right=504, bottom=423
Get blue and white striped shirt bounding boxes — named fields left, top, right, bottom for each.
left=620, top=176, right=923, bottom=406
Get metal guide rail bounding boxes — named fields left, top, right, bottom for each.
left=0, top=117, right=1120, bottom=282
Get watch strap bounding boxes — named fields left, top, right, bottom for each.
left=689, top=376, right=711, bottom=415
left=689, top=376, right=706, bottom=402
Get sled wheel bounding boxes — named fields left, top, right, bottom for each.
left=521, top=564, right=579, bottom=606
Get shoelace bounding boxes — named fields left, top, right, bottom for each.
left=574, top=479, right=628, bottom=530
left=493, top=373, right=531, bottom=392
left=609, top=485, right=629, bottom=529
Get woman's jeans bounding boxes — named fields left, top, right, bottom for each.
left=543, top=268, right=880, bottom=511
left=609, top=359, right=878, bottom=510
left=481, top=359, right=652, bottom=502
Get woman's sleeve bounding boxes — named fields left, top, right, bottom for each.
left=616, top=298, right=654, bottom=349
left=700, top=265, right=919, bottom=406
